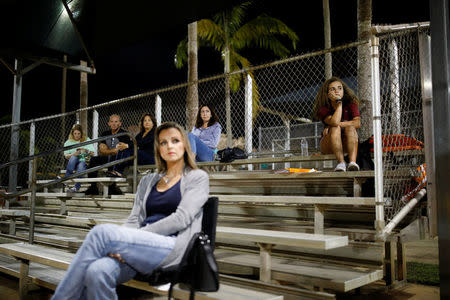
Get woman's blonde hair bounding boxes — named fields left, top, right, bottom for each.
left=154, top=122, right=197, bottom=173
left=68, top=124, right=87, bottom=142
left=312, top=76, right=360, bottom=120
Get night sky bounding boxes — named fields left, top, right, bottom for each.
left=0, top=0, right=430, bottom=123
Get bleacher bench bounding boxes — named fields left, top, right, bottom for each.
left=0, top=209, right=30, bottom=235
left=37, top=177, right=127, bottom=197
left=0, top=242, right=283, bottom=300
left=208, top=171, right=374, bottom=197
left=216, top=226, right=348, bottom=282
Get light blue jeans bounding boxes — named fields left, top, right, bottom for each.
left=65, top=156, right=86, bottom=190
left=188, top=133, right=215, bottom=162
left=51, top=224, right=175, bottom=300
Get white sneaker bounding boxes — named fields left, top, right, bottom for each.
left=67, top=187, right=79, bottom=193
left=347, top=162, right=360, bottom=171
left=334, top=162, right=346, bottom=172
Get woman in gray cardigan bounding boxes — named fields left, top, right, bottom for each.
left=52, top=122, right=209, bottom=300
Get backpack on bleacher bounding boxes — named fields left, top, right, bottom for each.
left=216, top=147, right=247, bottom=163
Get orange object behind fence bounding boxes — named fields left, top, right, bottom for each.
left=369, top=134, right=424, bottom=152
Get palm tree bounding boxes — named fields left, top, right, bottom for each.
left=175, top=1, right=299, bottom=140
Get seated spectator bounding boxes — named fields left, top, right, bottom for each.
left=85, top=114, right=131, bottom=195
left=63, top=124, right=95, bottom=192
left=108, top=113, right=156, bottom=177
left=188, top=104, right=222, bottom=162
left=50, top=122, right=209, bottom=300
left=312, top=76, right=361, bottom=172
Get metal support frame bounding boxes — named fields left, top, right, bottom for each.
left=155, top=94, right=162, bottom=126
left=370, top=36, right=385, bottom=233
left=389, top=40, right=401, bottom=134
left=60, top=0, right=95, bottom=69
left=418, top=33, right=437, bottom=237
left=92, top=110, right=99, bottom=156
left=245, top=74, right=253, bottom=171
left=9, top=59, right=22, bottom=194
left=384, top=235, right=407, bottom=287
left=28, top=122, right=35, bottom=188
left=430, top=0, right=450, bottom=297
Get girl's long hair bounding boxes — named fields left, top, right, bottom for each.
left=154, top=122, right=197, bottom=173
left=312, top=76, right=360, bottom=120
left=68, top=124, right=87, bottom=142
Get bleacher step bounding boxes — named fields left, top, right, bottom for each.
left=217, top=226, right=348, bottom=250
left=215, top=249, right=383, bottom=292
left=0, top=243, right=284, bottom=300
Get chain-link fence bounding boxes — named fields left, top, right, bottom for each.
left=0, top=27, right=429, bottom=225
left=377, top=28, right=428, bottom=222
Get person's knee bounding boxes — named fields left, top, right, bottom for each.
left=329, top=126, right=342, bottom=137
left=343, top=126, right=358, bottom=139
left=87, top=224, right=116, bottom=241
left=68, top=156, right=78, bottom=164
left=77, top=162, right=86, bottom=171
left=85, top=258, right=118, bottom=287
left=187, top=133, right=197, bottom=152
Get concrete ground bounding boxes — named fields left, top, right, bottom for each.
left=0, top=238, right=440, bottom=299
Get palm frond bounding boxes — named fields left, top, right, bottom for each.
left=233, top=15, right=299, bottom=54
left=174, top=38, right=188, bottom=68
left=197, top=19, right=226, bottom=52
left=213, top=1, right=252, bottom=34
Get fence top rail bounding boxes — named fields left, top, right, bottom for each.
left=0, top=39, right=370, bottom=130
left=372, top=21, right=430, bottom=34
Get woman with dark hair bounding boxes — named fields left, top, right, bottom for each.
left=63, top=124, right=95, bottom=192
left=188, top=104, right=222, bottom=162
left=108, top=113, right=157, bottom=177
left=51, top=122, right=209, bottom=300
left=312, top=76, right=361, bottom=172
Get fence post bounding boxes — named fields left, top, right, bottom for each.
left=80, top=60, right=88, bottom=133
left=323, top=0, right=332, bottom=79
left=29, top=157, right=37, bottom=244
left=370, top=36, right=385, bottom=233
left=92, top=110, right=99, bottom=156
left=258, top=127, right=262, bottom=153
left=224, top=47, right=232, bottom=148
left=389, top=40, right=401, bottom=134
left=245, top=74, right=253, bottom=170
left=418, top=32, right=437, bottom=237
left=28, top=122, right=35, bottom=188
left=284, top=118, right=291, bottom=169
left=9, top=59, right=22, bottom=194
left=155, top=94, right=162, bottom=126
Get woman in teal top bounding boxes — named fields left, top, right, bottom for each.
left=63, top=124, right=95, bottom=192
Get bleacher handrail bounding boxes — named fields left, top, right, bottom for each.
left=0, top=132, right=138, bottom=198
left=0, top=132, right=137, bottom=244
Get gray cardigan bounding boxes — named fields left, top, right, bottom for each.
left=123, top=167, right=209, bottom=269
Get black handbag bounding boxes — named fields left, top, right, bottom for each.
left=174, top=232, right=219, bottom=293
left=217, top=147, right=248, bottom=163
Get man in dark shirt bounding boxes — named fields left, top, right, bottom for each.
left=85, top=114, right=131, bottom=195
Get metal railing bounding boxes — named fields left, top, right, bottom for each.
left=0, top=132, right=137, bottom=244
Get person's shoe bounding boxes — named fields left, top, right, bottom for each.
left=67, top=187, right=79, bottom=193
left=109, top=186, right=123, bottom=195
left=334, top=162, right=346, bottom=172
left=347, top=162, right=360, bottom=171
left=85, top=185, right=99, bottom=196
